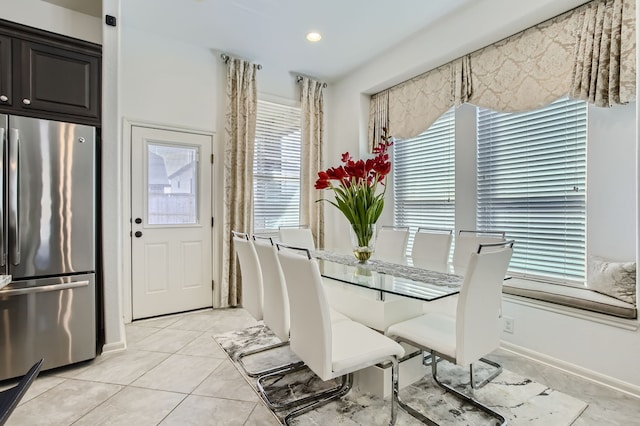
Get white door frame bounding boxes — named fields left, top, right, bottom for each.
left=122, top=119, right=216, bottom=324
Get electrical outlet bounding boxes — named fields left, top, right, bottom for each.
left=503, top=316, right=514, bottom=334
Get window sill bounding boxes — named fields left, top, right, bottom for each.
left=503, top=278, right=638, bottom=330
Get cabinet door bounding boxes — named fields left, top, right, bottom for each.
left=19, top=41, right=99, bottom=119
left=0, top=35, right=11, bottom=107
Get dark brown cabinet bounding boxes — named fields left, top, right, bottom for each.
left=0, top=19, right=101, bottom=125
left=0, top=35, right=12, bottom=107
left=19, top=41, right=100, bottom=119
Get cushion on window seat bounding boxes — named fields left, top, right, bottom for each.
left=503, top=280, right=637, bottom=319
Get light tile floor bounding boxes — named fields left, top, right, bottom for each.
left=3, top=308, right=639, bottom=425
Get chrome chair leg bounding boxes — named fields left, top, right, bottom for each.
left=425, top=353, right=502, bottom=390
left=431, top=350, right=507, bottom=426
left=258, top=363, right=348, bottom=412
left=471, top=357, right=503, bottom=390
left=283, top=373, right=353, bottom=425
left=389, top=357, right=399, bottom=426
left=236, top=341, right=303, bottom=378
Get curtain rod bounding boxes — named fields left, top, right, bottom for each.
left=220, top=53, right=262, bottom=70
left=296, top=75, right=327, bottom=88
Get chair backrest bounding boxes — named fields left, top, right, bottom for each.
left=278, top=226, right=316, bottom=250
left=232, top=231, right=263, bottom=321
left=374, top=226, right=409, bottom=262
left=276, top=244, right=333, bottom=380
left=253, top=235, right=290, bottom=342
left=0, top=358, right=43, bottom=425
left=455, top=241, right=513, bottom=366
left=411, top=227, right=453, bottom=272
left=452, top=230, right=506, bottom=273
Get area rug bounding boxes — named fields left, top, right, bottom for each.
left=214, top=324, right=588, bottom=425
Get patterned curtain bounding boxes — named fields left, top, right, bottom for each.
left=218, top=57, right=258, bottom=308
left=368, top=90, right=389, bottom=153
left=300, top=77, right=325, bottom=249
left=468, top=9, right=578, bottom=112
left=570, top=0, right=635, bottom=107
left=368, top=0, right=635, bottom=139
left=386, top=61, right=455, bottom=140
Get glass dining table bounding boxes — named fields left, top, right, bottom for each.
left=312, top=250, right=463, bottom=303
left=310, top=250, right=463, bottom=398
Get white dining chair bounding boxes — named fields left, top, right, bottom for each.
left=275, top=244, right=405, bottom=425
left=451, top=229, right=505, bottom=274
left=387, top=240, right=514, bottom=425
left=278, top=225, right=316, bottom=250
left=252, top=236, right=350, bottom=411
left=411, top=227, right=453, bottom=272
left=373, top=225, right=409, bottom=262
left=232, top=231, right=263, bottom=321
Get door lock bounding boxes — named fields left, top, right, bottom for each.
left=134, top=231, right=143, bottom=238
left=135, top=218, right=142, bottom=224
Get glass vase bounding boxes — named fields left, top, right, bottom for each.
left=350, top=223, right=376, bottom=263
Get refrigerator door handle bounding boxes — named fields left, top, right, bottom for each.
left=9, top=128, right=19, bottom=265
left=0, top=280, right=89, bottom=296
left=0, top=126, right=4, bottom=267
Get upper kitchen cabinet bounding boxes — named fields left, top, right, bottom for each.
left=0, top=35, right=13, bottom=107
left=0, top=19, right=101, bottom=126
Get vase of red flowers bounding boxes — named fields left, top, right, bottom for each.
left=315, top=130, right=393, bottom=263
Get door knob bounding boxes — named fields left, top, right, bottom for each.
left=135, top=218, right=142, bottom=224
left=135, top=231, right=143, bottom=238
left=0, top=95, right=7, bottom=102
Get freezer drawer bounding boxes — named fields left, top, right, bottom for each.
left=0, top=273, right=96, bottom=380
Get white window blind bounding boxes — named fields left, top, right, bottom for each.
left=393, top=108, right=455, bottom=253
left=253, top=100, right=301, bottom=233
left=477, top=97, right=587, bottom=283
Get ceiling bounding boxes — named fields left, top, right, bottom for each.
left=42, top=0, right=102, bottom=18
left=42, top=0, right=588, bottom=84
left=124, top=0, right=477, bottom=82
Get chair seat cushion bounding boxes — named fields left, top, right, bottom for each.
left=331, top=321, right=405, bottom=377
left=386, top=313, right=457, bottom=359
left=329, top=308, right=351, bottom=323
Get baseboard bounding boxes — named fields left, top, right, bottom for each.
left=500, top=341, right=640, bottom=399
left=101, top=340, right=127, bottom=353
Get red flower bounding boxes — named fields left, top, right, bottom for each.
left=326, top=166, right=348, bottom=180
left=373, top=161, right=391, bottom=177
left=315, top=129, right=394, bottom=236
left=315, top=179, right=330, bottom=189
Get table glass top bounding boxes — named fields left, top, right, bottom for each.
left=314, top=251, right=462, bottom=302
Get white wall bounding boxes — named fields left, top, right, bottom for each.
left=117, top=23, right=303, bottom=319
left=327, top=0, right=639, bottom=393
left=0, top=0, right=101, bottom=43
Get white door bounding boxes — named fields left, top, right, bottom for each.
left=131, top=126, right=213, bottom=319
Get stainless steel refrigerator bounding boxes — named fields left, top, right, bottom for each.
left=0, top=114, right=96, bottom=380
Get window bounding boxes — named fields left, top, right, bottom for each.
left=147, top=143, right=198, bottom=225
left=393, top=108, right=455, bottom=253
left=253, top=100, right=302, bottom=233
left=477, top=97, right=587, bottom=283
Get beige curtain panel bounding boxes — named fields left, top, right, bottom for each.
left=386, top=62, right=454, bottom=140
left=369, top=0, right=635, bottom=140
left=218, top=57, right=258, bottom=308
left=468, top=9, right=577, bottom=112
left=570, top=0, right=636, bottom=107
left=368, top=89, right=389, bottom=152
left=300, top=76, right=326, bottom=249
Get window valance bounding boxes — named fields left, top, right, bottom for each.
left=369, top=0, right=635, bottom=145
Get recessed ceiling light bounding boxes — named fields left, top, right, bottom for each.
left=306, top=32, right=322, bottom=42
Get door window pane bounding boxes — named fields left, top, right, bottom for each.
left=147, top=143, right=199, bottom=225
